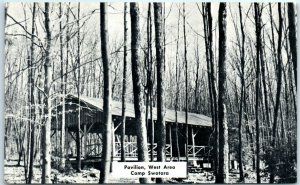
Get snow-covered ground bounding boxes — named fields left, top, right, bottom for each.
left=4, top=159, right=139, bottom=184
left=4, top=159, right=270, bottom=184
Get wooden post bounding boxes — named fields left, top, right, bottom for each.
left=184, top=143, right=186, bottom=159
left=129, top=135, right=131, bottom=156
left=151, top=120, right=155, bottom=161
left=90, top=133, right=92, bottom=156
left=112, top=123, right=115, bottom=157
left=191, top=127, right=195, bottom=158
left=92, top=133, right=94, bottom=156
left=169, top=124, right=172, bottom=159
left=84, top=123, right=87, bottom=158
left=191, top=126, right=196, bottom=166
left=66, top=126, right=69, bottom=160
left=98, top=133, right=101, bottom=156
left=96, top=133, right=99, bottom=156
left=112, top=123, right=116, bottom=158
left=94, top=133, right=96, bottom=156
left=110, top=122, right=115, bottom=172
left=93, top=133, right=95, bottom=156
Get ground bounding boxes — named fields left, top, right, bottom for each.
left=4, top=159, right=271, bottom=184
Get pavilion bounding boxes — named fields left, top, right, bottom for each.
left=52, top=94, right=213, bottom=169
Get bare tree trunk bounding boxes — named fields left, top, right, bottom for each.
left=130, top=3, right=150, bottom=183
left=37, top=74, right=43, bottom=164
left=146, top=3, right=155, bottom=162
left=154, top=3, right=166, bottom=183
left=121, top=2, right=128, bottom=163
left=194, top=37, right=200, bottom=113
left=145, top=4, right=150, bottom=142
left=270, top=3, right=283, bottom=183
left=216, top=3, right=228, bottom=183
left=163, top=3, right=166, bottom=71
left=183, top=2, right=189, bottom=166
left=260, top=2, right=272, bottom=151
left=99, top=3, right=112, bottom=183
left=28, top=3, right=36, bottom=183
left=24, top=9, right=31, bottom=183
left=64, top=2, right=70, bottom=163
left=41, top=3, right=52, bottom=183
left=202, top=3, right=218, bottom=174
left=254, top=3, right=261, bottom=183
left=59, top=2, right=66, bottom=170
left=287, top=3, right=297, bottom=89
left=150, top=91, right=154, bottom=162
left=175, top=6, right=181, bottom=161
left=245, top=114, right=256, bottom=170
left=76, top=2, right=81, bottom=172
left=237, top=3, right=244, bottom=182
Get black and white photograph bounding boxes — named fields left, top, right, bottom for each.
left=3, top=2, right=297, bottom=184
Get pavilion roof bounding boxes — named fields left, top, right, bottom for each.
left=67, top=94, right=212, bottom=128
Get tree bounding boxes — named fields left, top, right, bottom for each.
left=254, top=3, right=262, bottom=183
left=130, top=3, right=150, bottom=183
left=183, top=2, right=189, bottom=165
left=194, top=37, right=201, bottom=114
left=145, top=2, right=155, bottom=162
left=121, top=2, right=128, bottom=163
left=99, top=3, right=112, bottom=183
left=28, top=2, right=36, bottom=184
left=41, top=2, right=52, bottom=183
left=174, top=5, right=181, bottom=161
left=154, top=2, right=166, bottom=183
left=216, top=2, right=228, bottom=183
left=270, top=3, right=283, bottom=183
left=64, top=2, right=70, bottom=168
left=202, top=3, right=218, bottom=174
left=75, top=2, right=82, bottom=172
left=237, top=3, right=245, bottom=182
left=59, top=2, right=66, bottom=170
left=24, top=6, right=31, bottom=182
left=287, top=3, right=297, bottom=89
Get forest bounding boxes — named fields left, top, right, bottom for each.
left=4, top=2, right=297, bottom=184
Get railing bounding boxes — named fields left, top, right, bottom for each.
left=186, top=145, right=212, bottom=157
left=114, top=141, right=138, bottom=157
left=114, top=142, right=172, bottom=158
left=84, top=142, right=211, bottom=158
left=85, top=144, right=102, bottom=157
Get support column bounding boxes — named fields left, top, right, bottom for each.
left=191, top=127, right=195, bottom=157
left=66, top=126, right=69, bottom=160
left=98, top=133, right=102, bottom=156
left=169, top=124, right=172, bottom=159
left=191, top=127, right=196, bottom=166
left=93, top=133, right=96, bottom=156
left=110, top=122, right=115, bottom=172
left=151, top=121, right=155, bottom=161
left=84, top=123, right=87, bottom=158
left=112, top=123, right=115, bottom=157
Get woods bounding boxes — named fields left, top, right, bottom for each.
left=4, top=2, right=297, bottom=184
